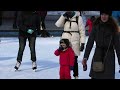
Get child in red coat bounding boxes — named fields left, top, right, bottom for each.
left=54, top=39, right=75, bottom=79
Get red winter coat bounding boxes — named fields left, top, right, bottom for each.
left=54, top=47, right=75, bottom=66
left=85, top=18, right=93, bottom=34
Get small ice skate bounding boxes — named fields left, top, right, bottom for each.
left=32, top=61, right=37, bottom=72
left=14, top=61, right=21, bottom=71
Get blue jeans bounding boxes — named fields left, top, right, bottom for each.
left=17, top=36, right=36, bottom=62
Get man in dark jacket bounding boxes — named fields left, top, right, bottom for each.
left=14, top=11, right=41, bottom=71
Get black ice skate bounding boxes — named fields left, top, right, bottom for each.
left=14, top=61, right=21, bottom=71
left=32, top=61, right=37, bottom=72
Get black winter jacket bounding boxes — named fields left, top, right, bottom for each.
left=18, top=11, right=41, bottom=37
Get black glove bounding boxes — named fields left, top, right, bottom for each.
left=58, top=46, right=64, bottom=51
left=63, top=12, right=69, bottom=18
left=80, top=43, right=85, bottom=51
left=70, top=66, right=74, bottom=70
left=82, top=58, right=87, bottom=71
left=83, top=64, right=87, bottom=71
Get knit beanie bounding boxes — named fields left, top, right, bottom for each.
left=100, top=10, right=112, bottom=16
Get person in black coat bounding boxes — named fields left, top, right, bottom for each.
left=82, top=11, right=120, bottom=79
left=14, top=11, right=41, bottom=71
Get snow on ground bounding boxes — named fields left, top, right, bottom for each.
left=0, top=37, right=120, bottom=79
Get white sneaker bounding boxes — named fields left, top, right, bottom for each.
left=14, top=61, right=21, bottom=70
left=32, top=61, right=37, bottom=70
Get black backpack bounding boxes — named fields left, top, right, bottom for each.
left=64, top=16, right=79, bottom=28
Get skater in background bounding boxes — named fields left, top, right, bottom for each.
left=14, top=11, right=41, bottom=71
left=82, top=11, right=120, bottom=79
left=54, top=39, right=75, bottom=79
left=36, top=11, right=51, bottom=37
left=85, top=16, right=96, bottom=36
left=55, top=11, right=86, bottom=79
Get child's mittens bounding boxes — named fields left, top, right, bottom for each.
left=70, top=66, right=74, bottom=70
left=58, top=46, right=64, bottom=51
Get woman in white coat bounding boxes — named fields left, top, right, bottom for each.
left=55, top=11, right=86, bottom=79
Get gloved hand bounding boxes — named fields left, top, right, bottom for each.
left=58, top=46, right=64, bottom=51
left=70, top=66, right=74, bottom=70
left=27, top=29, right=34, bottom=34
left=83, top=64, right=87, bottom=71
left=82, top=58, right=87, bottom=71
left=63, top=12, right=69, bottom=17
left=80, top=43, right=85, bottom=51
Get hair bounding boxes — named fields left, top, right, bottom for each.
left=93, top=16, right=119, bottom=33
left=59, top=39, right=70, bottom=47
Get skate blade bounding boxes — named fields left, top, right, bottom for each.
left=15, top=69, right=21, bottom=72
left=15, top=69, right=18, bottom=72
left=33, top=69, right=36, bottom=72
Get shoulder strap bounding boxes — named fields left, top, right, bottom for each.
left=76, top=16, right=79, bottom=25
left=103, top=36, right=112, bottom=63
left=64, top=18, right=70, bottom=24
left=64, top=16, right=79, bottom=25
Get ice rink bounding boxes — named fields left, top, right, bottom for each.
left=0, top=37, right=120, bottom=79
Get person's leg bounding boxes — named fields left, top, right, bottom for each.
left=91, top=77, right=96, bottom=79
left=28, top=37, right=36, bottom=62
left=15, top=36, right=27, bottom=70
left=60, top=66, right=65, bottom=79
left=28, top=37, right=37, bottom=70
left=73, top=56, right=78, bottom=79
left=65, top=66, right=71, bottom=79
left=17, top=36, right=27, bottom=62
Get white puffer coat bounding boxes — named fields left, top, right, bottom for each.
left=55, top=11, right=86, bottom=56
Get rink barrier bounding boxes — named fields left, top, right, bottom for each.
left=0, top=30, right=63, bottom=37
left=0, top=29, right=89, bottom=37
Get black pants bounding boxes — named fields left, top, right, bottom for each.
left=17, top=36, right=36, bottom=62
left=73, top=56, right=78, bottom=77
left=40, top=30, right=50, bottom=37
